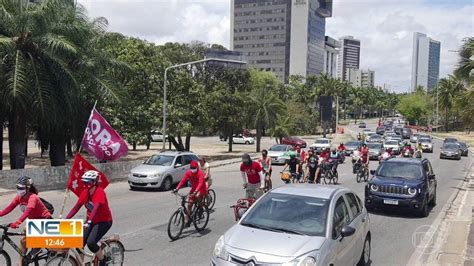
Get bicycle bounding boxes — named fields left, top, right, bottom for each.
left=356, top=163, right=369, bottom=183
left=0, top=224, right=54, bottom=266
left=204, top=188, right=216, bottom=210
left=167, top=192, right=210, bottom=241
left=45, top=234, right=125, bottom=266
left=230, top=198, right=256, bottom=221
left=262, top=169, right=272, bottom=192
left=321, top=161, right=338, bottom=184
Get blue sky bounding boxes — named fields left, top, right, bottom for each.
left=78, top=0, right=473, bottom=92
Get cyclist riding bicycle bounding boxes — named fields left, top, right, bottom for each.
left=320, top=147, right=330, bottom=160
left=259, top=150, right=272, bottom=191
left=360, top=143, right=370, bottom=173
left=199, top=157, right=212, bottom=188
left=240, top=153, right=265, bottom=199
left=0, top=176, right=52, bottom=264
left=304, top=149, right=320, bottom=183
left=282, top=153, right=300, bottom=183
left=66, top=171, right=112, bottom=264
left=337, top=142, right=346, bottom=153
left=328, top=148, right=342, bottom=174
left=173, top=161, right=207, bottom=226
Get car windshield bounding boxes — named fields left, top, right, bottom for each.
left=315, top=139, right=329, bottom=144
left=413, top=134, right=419, bottom=137
left=419, top=138, right=431, bottom=143
left=270, top=145, right=288, bottom=152
left=144, top=155, right=174, bottom=166
left=445, top=138, right=457, bottom=142
left=377, top=162, right=422, bottom=179
left=443, top=143, right=459, bottom=149
left=240, top=193, right=328, bottom=237
left=368, top=144, right=382, bottom=149
left=458, top=143, right=467, bottom=148
left=346, top=141, right=360, bottom=146
left=385, top=140, right=398, bottom=145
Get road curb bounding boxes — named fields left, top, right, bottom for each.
left=407, top=158, right=474, bottom=265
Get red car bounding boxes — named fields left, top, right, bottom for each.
left=282, top=136, right=307, bottom=148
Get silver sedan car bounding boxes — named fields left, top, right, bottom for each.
left=212, top=185, right=371, bottom=265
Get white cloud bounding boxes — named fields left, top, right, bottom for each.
left=77, top=0, right=472, bottom=92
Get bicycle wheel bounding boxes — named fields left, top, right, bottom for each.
left=364, top=169, right=369, bottom=182
left=324, top=170, right=332, bottom=184
left=356, top=170, right=362, bottom=183
left=0, top=250, right=11, bottom=266
left=45, top=254, right=78, bottom=266
left=332, top=171, right=339, bottom=184
left=206, top=189, right=216, bottom=210
left=103, top=240, right=125, bottom=265
left=192, top=205, right=210, bottom=232
left=167, top=210, right=185, bottom=241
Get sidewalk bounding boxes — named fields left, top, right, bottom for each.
left=409, top=161, right=474, bottom=265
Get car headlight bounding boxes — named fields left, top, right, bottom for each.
left=152, top=173, right=161, bottom=177
left=370, top=184, right=379, bottom=192
left=213, top=235, right=228, bottom=260
left=283, top=254, right=320, bottom=266
left=408, top=188, right=417, bottom=196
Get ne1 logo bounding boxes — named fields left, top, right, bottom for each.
left=26, top=219, right=83, bottom=249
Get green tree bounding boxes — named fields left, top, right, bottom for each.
left=438, top=76, right=465, bottom=132
left=454, top=37, right=474, bottom=85
left=268, top=115, right=293, bottom=144
left=397, top=93, right=428, bottom=125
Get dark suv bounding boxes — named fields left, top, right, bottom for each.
left=365, top=158, right=437, bottom=217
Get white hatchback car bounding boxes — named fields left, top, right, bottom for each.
left=212, top=185, right=371, bottom=266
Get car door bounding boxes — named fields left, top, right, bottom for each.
left=423, top=162, right=436, bottom=199
left=233, top=135, right=242, bottom=144
left=344, top=192, right=368, bottom=264
left=173, top=155, right=186, bottom=183
left=329, top=195, right=353, bottom=266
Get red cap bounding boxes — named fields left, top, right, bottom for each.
left=190, top=160, right=199, bottom=169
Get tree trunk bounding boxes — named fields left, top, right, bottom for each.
left=168, top=138, right=172, bottom=150
left=322, top=122, right=327, bottom=138
left=228, top=129, right=233, bottom=152
left=66, top=139, right=73, bottom=157
left=169, top=135, right=185, bottom=151
left=132, top=142, right=137, bottom=151
left=24, top=133, right=28, bottom=158
left=8, top=112, right=27, bottom=169
left=279, top=136, right=283, bottom=144
left=0, top=122, right=3, bottom=170
left=50, top=138, right=66, bottom=166
left=185, top=134, right=191, bottom=151
left=177, top=134, right=184, bottom=151
left=256, top=124, right=262, bottom=152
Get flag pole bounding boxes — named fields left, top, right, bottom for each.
left=60, top=100, right=98, bottom=218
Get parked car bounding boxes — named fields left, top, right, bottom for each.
left=267, top=144, right=294, bottom=165
left=212, top=185, right=371, bottom=266
left=383, top=139, right=401, bottom=155
left=310, top=138, right=331, bottom=154
left=365, top=158, right=437, bottom=217
left=410, top=133, right=420, bottom=143
left=443, top=137, right=458, bottom=144
left=150, top=130, right=168, bottom=142
left=359, top=122, right=367, bottom=128
left=457, top=142, right=469, bottom=157
left=128, top=151, right=199, bottom=191
left=376, top=126, right=386, bottom=135
left=282, top=136, right=307, bottom=148
left=367, top=143, right=384, bottom=160
left=440, top=143, right=461, bottom=160
left=233, top=134, right=255, bottom=145
left=344, top=140, right=363, bottom=155
left=417, top=138, right=433, bottom=153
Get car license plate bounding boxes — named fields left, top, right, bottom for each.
left=384, top=199, right=398, bottom=205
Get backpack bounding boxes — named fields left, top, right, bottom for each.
left=40, top=197, right=55, bottom=215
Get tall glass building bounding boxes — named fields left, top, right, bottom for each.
left=230, top=0, right=333, bottom=83
left=411, top=32, right=441, bottom=92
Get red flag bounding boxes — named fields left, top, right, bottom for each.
left=67, top=154, right=109, bottom=197
left=82, top=108, right=128, bottom=161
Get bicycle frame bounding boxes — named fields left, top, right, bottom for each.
left=0, top=225, right=51, bottom=263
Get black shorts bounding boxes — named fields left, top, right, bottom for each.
left=308, top=168, right=317, bottom=181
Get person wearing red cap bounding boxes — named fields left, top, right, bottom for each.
left=240, top=153, right=265, bottom=199
left=174, top=161, right=207, bottom=225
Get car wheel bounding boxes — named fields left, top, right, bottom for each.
left=357, top=234, right=371, bottom=266
left=245, top=141, right=250, bottom=145
left=419, top=198, right=429, bottom=217
left=129, top=186, right=137, bottom=191
left=160, top=176, right=173, bottom=191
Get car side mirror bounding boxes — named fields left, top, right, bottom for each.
left=340, top=225, right=356, bottom=241
left=428, top=174, right=435, bottom=180
left=175, top=163, right=182, bottom=168
left=370, top=170, right=376, bottom=175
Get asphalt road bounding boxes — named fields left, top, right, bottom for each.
left=0, top=120, right=472, bottom=265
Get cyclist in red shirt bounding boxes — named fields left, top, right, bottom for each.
left=66, top=171, right=112, bottom=263
left=240, top=153, right=264, bottom=199
left=360, top=143, right=370, bottom=172
left=174, top=161, right=207, bottom=226
left=0, top=176, right=52, bottom=262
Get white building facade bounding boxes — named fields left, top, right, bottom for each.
left=347, top=68, right=375, bottom=88
left=411, top=32, right=441, bottom=92
left=323, top=36, right=339, bottom=78
left=336, top=36, right=360, bottom=81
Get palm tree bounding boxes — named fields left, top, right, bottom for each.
left=438, top=76, right=465, bottom=132
left=454, top=37, right=473, bottom=85
left=268, top=115, right=293, bottom=144
left=0, top=0, right=124, bottom=168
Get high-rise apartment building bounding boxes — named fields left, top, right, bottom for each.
left=323, top=36, right=339, bottom=78
left=230, top=0, right=333, bottom=82
left=347, top=68, right=375, bottom=88
left=411, top=32, right=441, bottom=92
left=336, top=36, right=361, bottom=81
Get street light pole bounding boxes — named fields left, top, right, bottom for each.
left=161, top=58, right=247, bottom=151
left=436, top=85, right=439, bottom=129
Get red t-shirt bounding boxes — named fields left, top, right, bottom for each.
left=176, top=169, right=207, bottom=195
left=240, top=161, right=262, bottom=184
left=300, top=150, right=306, bottom=162
left=0, top=193, right=51, bottom=223
left=78, top=187, right=112, bottom=224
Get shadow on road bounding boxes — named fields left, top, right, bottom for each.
left=367, top=205, right=436, bottom=219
